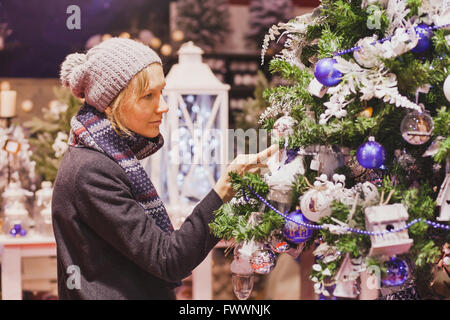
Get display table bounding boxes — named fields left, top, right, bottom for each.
left=0, top=234, right=56, bottom=300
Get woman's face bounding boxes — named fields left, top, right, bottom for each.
left=121, top=63, right=169, bottom=138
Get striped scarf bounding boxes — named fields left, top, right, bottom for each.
left=69, top=103, right=174, bottom=233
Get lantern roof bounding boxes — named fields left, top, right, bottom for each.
left=165, top=42, right=230, bottom=92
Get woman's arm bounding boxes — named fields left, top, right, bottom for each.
left=72, top=157, right=222, bottom=283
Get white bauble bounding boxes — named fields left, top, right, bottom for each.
left=353, top=37, right=379, bottom=68
left=444, top=75, right=450, bottom=102
left=300, top=189, right=332, bottom=222
left=272, top=115, right=297, bottom=139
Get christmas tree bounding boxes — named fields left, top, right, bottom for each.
left=23, top=87, right=82, bottom=182
left=210, top=0, right=450, bottom=299
left=175, top=0, right=231, bottom=52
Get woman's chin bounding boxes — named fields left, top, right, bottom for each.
left=143, top=129, right=160, bottom=138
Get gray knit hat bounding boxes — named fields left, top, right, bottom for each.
left=60, top=37, right=162, bottom=112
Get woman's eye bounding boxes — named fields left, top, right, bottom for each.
left=144, top=90, right=163, bottom=99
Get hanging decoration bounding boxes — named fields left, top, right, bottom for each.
left=282, top=210, right=312, bottom=243
left=314, top=58, right=343, bottom=87
left=410, top=24, right=433, bottom=54
left=356, top=137, right=386, bottom=169
left=381, top=257, right=410, bottom=287
left=400, top=110, right=434, bottom=145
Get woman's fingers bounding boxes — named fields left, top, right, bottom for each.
left=256, top=144, right=279, bottom=164
left=247, top=167, right=261, bottom=174
left=229, top=144, right=279, bottom=169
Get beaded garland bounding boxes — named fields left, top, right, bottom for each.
left=246, top=186, right=450, bottom=236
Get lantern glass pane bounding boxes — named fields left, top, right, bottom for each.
left=175, top=94, right=221, bottom=203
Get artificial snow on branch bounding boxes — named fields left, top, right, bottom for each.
left=318, top=56, right=422, bottom=124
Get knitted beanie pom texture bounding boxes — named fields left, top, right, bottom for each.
left=60, top=53, right=88, bottom=99
left=59, top=38, right=162, bottom=112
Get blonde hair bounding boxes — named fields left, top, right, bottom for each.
left=106, top=65, right=155, bottom=137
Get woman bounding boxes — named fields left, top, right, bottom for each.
left=52, top=37, right=277, bottom=299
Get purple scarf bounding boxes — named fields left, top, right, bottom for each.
left=69, top=103, right=174, bottom=233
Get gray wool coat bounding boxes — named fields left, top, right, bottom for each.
left=51, top=146, right=223, bottom=299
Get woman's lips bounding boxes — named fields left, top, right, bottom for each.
left=149, top=120, right=161, bottom=125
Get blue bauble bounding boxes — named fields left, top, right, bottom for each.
left=9, top=228, right=17, bottom=237
left=382, top=257, right=409, bottom=287
left=283, top=211, right=312, bottom=244
left=411, top=24, right=433, bottom=54
left=314, top=58, right=343, bottom=87
left=356, top=138, right=386, bottom=169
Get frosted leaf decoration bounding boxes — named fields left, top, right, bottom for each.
left=318, top=56, right=422, bottom=124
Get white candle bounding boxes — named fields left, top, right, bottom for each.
left=0, top=90, right=17, bottom=118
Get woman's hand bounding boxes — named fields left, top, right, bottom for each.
left=213, top=144, right=279, bottom=202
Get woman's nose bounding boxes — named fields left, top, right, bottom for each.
left=157, top=95, right=169, bottom=114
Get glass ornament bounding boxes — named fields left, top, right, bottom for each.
left=400, top=110, right=433, bottom=145
left=249, top=249, right=277, bottom=274
left=381, top=257, right=409, bottom=287
left=232, top=273, right=254, bottom=300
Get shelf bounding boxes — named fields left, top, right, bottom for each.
left=0, top=233, right=55, bottom=246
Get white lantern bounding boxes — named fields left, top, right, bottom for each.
left=143, top=42, right=230, bottom=225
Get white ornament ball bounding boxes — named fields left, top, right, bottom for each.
left=444, top=75, right=450, bottom=102
left=300, top=189, right=332, bottom=222
left=353, top=37, right=379, bottom=68
left=443, top=256, right=449, bottom=266
left=272, top=115, right=297, bottom=139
